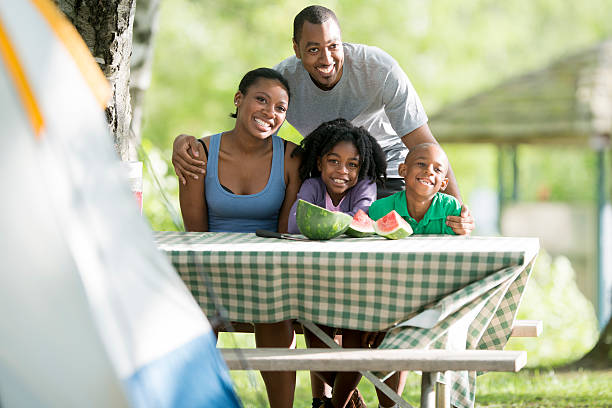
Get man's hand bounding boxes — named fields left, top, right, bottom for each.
left=446, top=204, right=475, bottom=235
left=172, top=134, right=206, bottom=185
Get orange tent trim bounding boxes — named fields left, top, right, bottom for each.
left=30, top=0, right=111, bottom=109
left=0, top=17, right=44, bottom=138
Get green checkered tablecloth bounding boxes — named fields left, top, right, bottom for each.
left=154, top=231, right=539, bottom=408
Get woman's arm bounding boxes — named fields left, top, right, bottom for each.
left=278, top=142, right=302, bottom=233
left=178, top=138, right=209, bottom=232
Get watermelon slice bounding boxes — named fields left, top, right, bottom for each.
left=296, top=199, right=353, bottom=240
left=374, top=210, right=413, bottom=240
left=345, top=209, right=375, bottom=237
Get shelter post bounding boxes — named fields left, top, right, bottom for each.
left=596, top=147, right=611, bottom=329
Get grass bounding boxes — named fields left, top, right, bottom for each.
left=231, top=367, right=612, bottom=407
left=221, top=333, right=612, bottom=408
left=474, top=369, right=612, bottom=407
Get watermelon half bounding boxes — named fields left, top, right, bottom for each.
left=296, top=199, right=353, bottom=240
left=345, top=209, right=375, bottom=238
left=374, top=210, right=413, bottom=240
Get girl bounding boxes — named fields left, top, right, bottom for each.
left=288, top=118, right=387, bottom=408
left=288, top=118, right=387, bottom=234
left=178, top=67, right=302, bottom=408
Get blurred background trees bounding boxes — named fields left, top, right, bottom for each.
left=138, top=0, right=612, bottom=230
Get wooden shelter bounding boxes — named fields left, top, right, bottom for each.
left=430, top=39, right=612, bottom=328
left=431, top=40, right=612, bottom=147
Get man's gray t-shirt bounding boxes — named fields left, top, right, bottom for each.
left=274, top=42, right=428, bottom=178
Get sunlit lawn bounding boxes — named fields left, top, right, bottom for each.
left=474, top=369, right=612, bottom=407
left=231, top=366, right=612, bottom=407
left=221, top=333, right=612, bottom=408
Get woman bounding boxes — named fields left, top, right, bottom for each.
left=178, top=67, right=301, bottom=408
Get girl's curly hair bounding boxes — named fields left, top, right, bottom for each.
left=292, top=118, right=387, bottom=185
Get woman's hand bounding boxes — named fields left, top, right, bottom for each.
left=446, top=204, right=475, bottom=235
left=172, top=134, right=206, bottom=185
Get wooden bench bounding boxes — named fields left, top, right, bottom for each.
left=221, top=347, right=526, bottom=372
left=217, top=320, right=541, bottom=407
left=220, top=348, right=527, bottom=408
left=509, top=319, right=542, bottom=337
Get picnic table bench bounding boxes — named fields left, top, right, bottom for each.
left=221, top=347, right=527, bottom=408
left=219, top=319, right=541, bottom=408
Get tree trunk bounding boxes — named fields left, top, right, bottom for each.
left=129, top=0, right=161, bottom=144
left=53, top=0, right=136, bottom=161
left=567, top=308, right=612, bottom=369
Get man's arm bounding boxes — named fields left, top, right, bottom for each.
left=172, top=134, right=206, bottom=185
left=400, top=124, right=475, bottom=235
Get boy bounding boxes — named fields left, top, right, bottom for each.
left=366, top=142, right=461, bottom=408
left=369, top=142, right=461, bottom=234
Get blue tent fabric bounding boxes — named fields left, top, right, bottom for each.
left=126, top=333, right=242, bottom=408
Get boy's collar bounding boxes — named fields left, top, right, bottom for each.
left=398, top=191, right=445, bottom=223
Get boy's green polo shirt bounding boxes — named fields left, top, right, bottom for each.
left=368, top=191, right=461, bottom=234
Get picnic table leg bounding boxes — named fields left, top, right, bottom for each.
left=435, top=373, right=450, bottom=408
left=300, top=321, right=415, bottom=408
left=360, top=370, right=414, bottom=408
left=420, top=372, right=437, bottom=408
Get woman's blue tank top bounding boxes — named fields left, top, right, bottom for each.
left=205, top=133, right=286, bottom=232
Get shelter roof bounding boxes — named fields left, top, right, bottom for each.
left=430, top=39, right=612, bottom=148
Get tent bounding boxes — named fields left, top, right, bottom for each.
left=0, top=0, right=241, bottom=406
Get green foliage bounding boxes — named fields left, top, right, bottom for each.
left=496, top=146, right=605, bottom=204
left=139, top=139, right=183, bottom=231
left=444, top=144, right=499, bottom=205
left=505, top=250, right=599, bottom=367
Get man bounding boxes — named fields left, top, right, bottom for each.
left=171, top=5, right=474, bottom=234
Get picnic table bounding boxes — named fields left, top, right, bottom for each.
left=154, top=231, right=539, bottom=408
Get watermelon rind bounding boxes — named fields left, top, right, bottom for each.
left=345, top=209, right=375, bottom=238
left=374, top=210, right=413, bottom=240
left=296, top=199, right=353, bottom=240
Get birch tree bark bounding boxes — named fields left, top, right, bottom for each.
left=53, top=0, right=137, bottom=161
